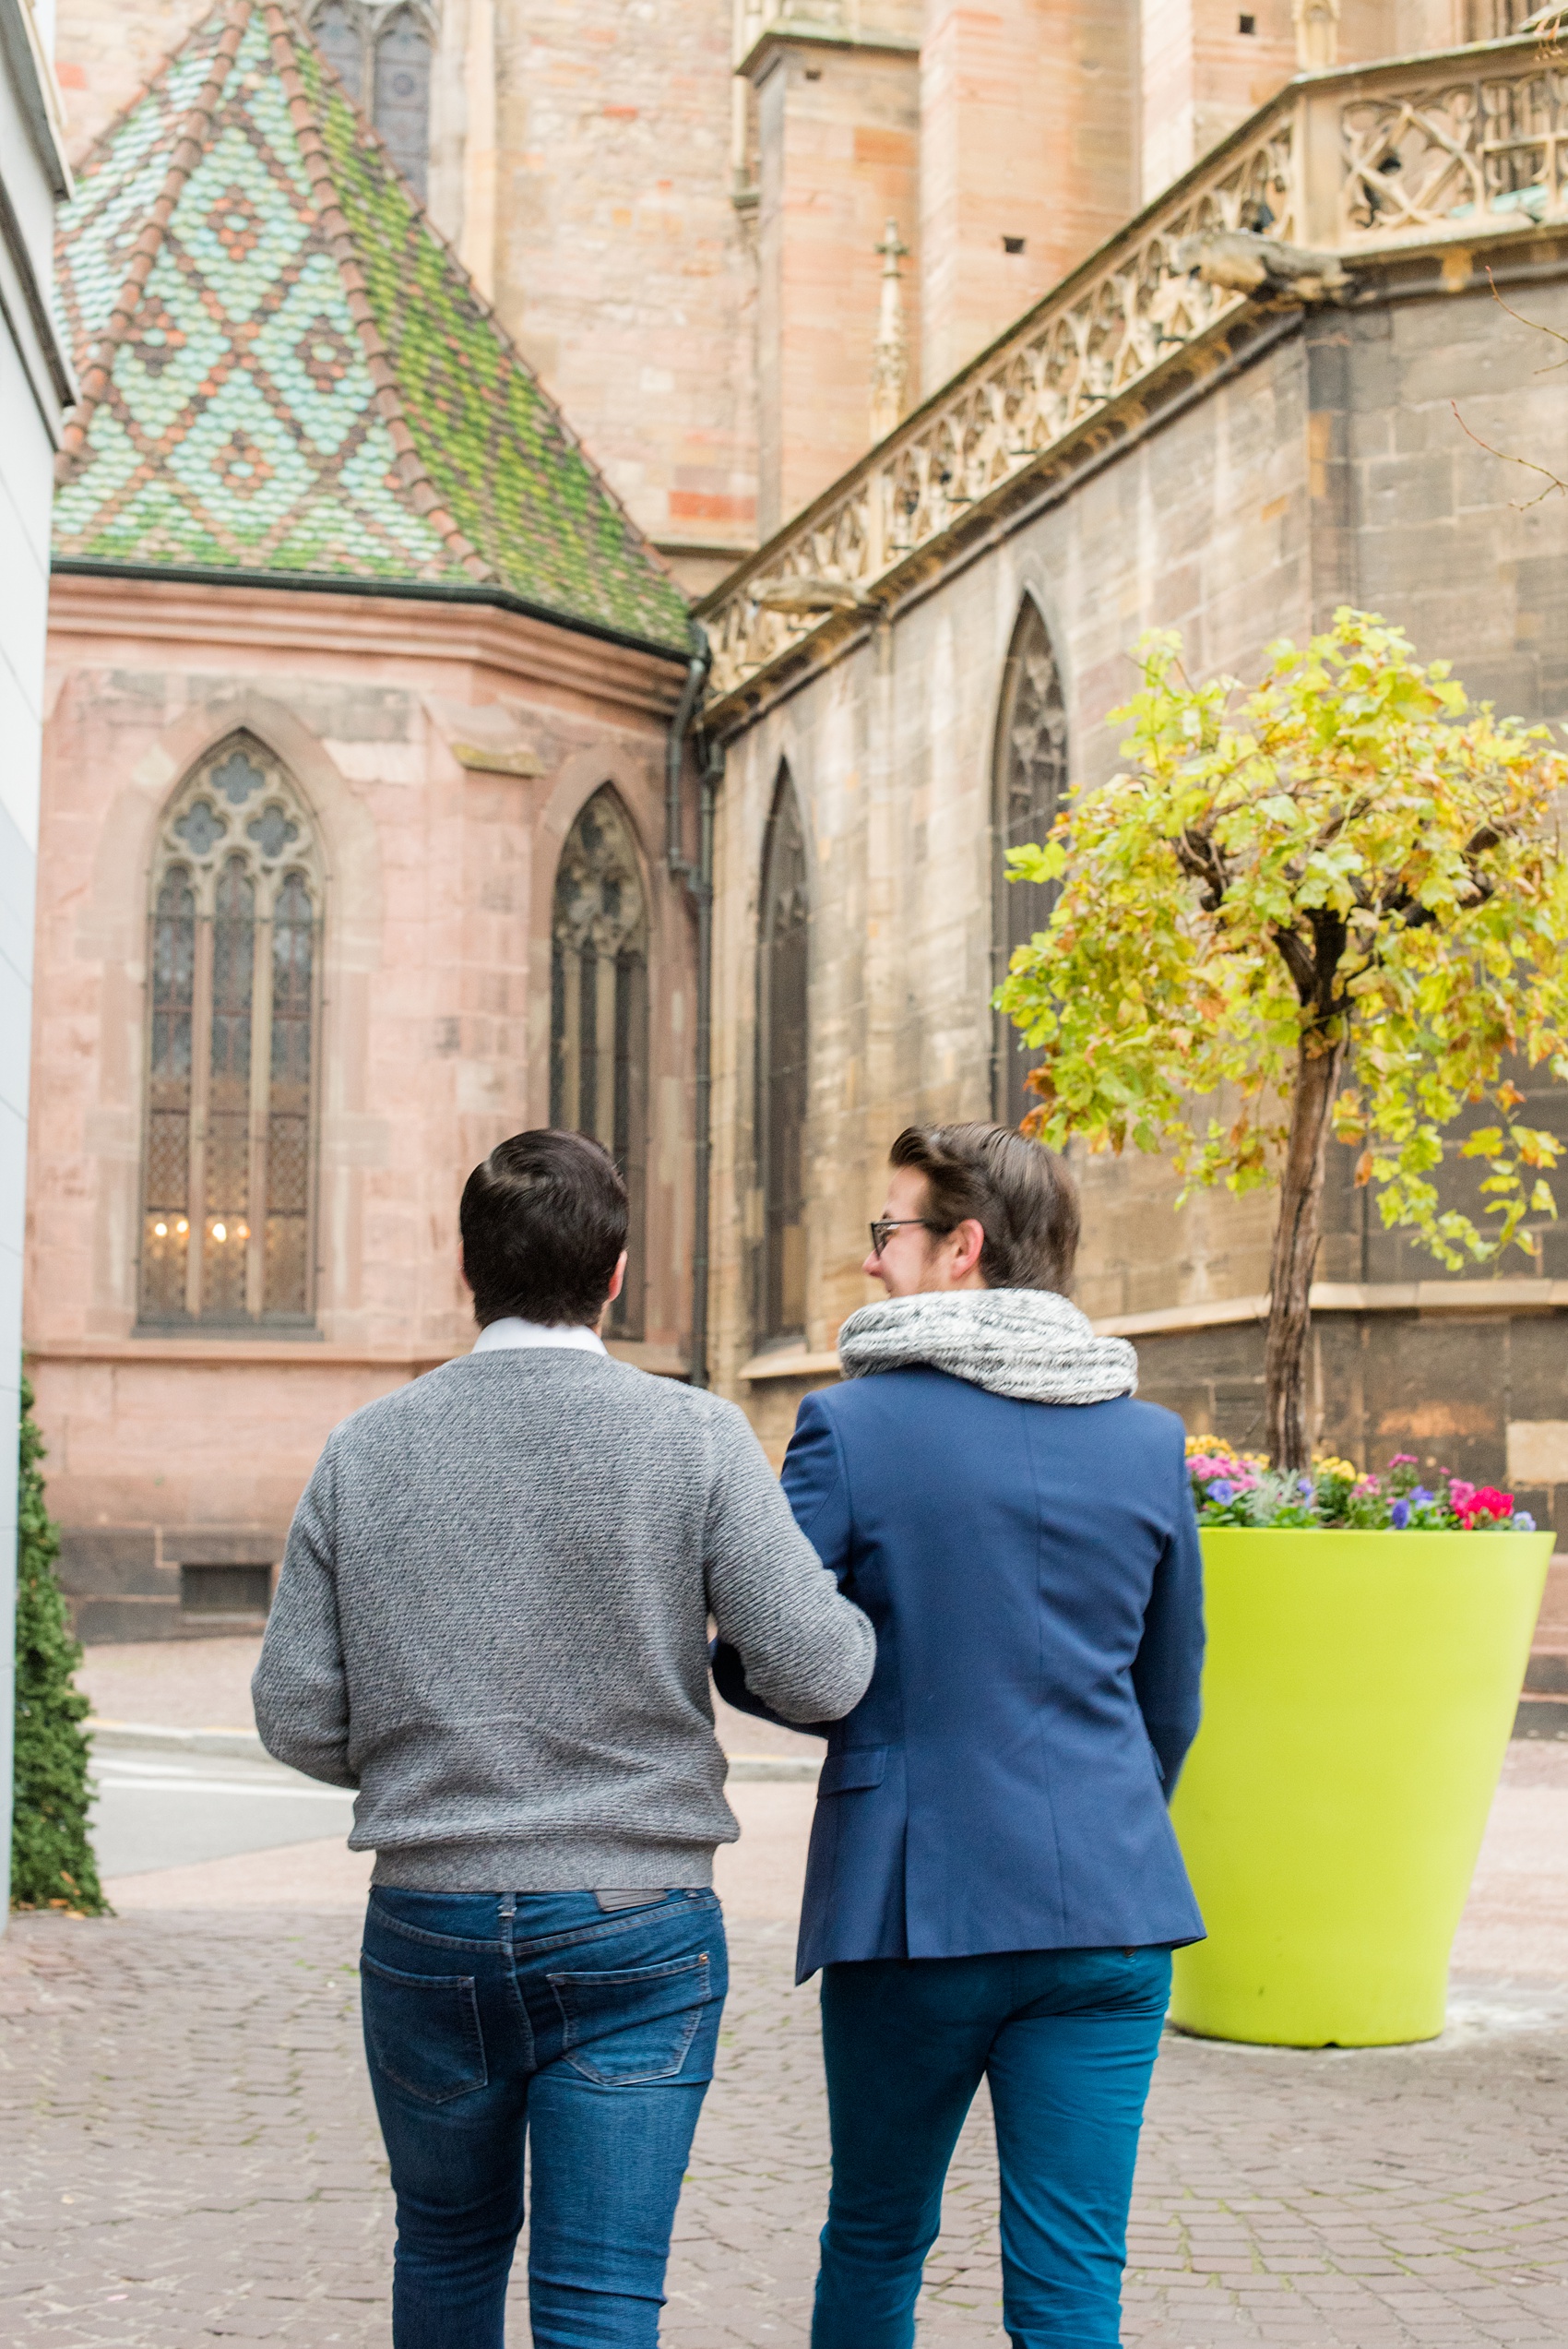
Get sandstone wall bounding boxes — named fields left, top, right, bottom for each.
left=52, top=0, right=211, bottom=159
left=920, top=0, right=1136, bottom=392
left=752, top=30, right=920, bottom=535
left=481, top=0, right=756, bottom=575
left=30, top=578, right=695, bottom=1628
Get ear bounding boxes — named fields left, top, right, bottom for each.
left=951, top=1218, right=986, bottom=1281
left=606, top=1250, right=628, bottom=1304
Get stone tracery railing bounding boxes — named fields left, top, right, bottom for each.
left=699, top=35, right=1562, bottom=708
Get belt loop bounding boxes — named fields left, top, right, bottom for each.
left=499, top=1894, right=516, bottom=1950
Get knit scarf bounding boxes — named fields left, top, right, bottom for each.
left=837, top=1287, right=1137, bottom=1406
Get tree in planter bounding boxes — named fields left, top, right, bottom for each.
left=11, top=1376, right=106, bottom=1914
left=996, top=608, right=1568, bottom=1470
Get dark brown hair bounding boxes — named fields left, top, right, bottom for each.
left=888, top=1121, right=1079, bottom=1292
left=460, top=1129, right=628, bottom=1327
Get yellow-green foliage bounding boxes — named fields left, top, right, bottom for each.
left=996, top=608, right=1568, bottom=1268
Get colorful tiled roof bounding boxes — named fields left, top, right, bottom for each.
left=52, top=0, right=692, bottom=651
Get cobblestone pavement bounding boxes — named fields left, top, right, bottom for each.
left=5, top=1906, right=1568, bottom=2346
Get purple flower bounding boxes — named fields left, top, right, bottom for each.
left=1207, top=1479, right=1237, bottom=1505
left=1514, top=1511, right=1537, bottom=1532
left=1409, top=1486, right=1433, bottom=1508
left=1297, top=1476, right=1313, bottom=1497
left=1389, top=1497, right=1410, bottom=1530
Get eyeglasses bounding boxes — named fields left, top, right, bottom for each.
left=868, top=1218, right=938, bottom=1258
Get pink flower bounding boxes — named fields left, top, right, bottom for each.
left=1190, top=1455, right=1241, bottom=1481
left=1466, top=1486, right=1514, bottom=1523
left=1448, top=1480, right=1477, bottom=1513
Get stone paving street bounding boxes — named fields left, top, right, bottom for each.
left=6, top=1898, right=1568, bottom=2346
left=6, top=1643, right=1568, bottom=2346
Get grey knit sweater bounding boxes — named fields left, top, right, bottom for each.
left=252, top=1351, right=873, bottom=1890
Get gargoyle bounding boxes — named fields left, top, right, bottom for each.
left=1170, top=229, right=1352, bottom=302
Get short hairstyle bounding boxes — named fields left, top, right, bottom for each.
left=460, top=1130, right=628, bottom=1328
left=888, top=1121, right=1079, bottom=1292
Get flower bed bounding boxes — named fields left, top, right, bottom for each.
left=1186, top=1440, right=1535, bottom=1532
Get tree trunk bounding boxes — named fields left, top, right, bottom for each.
left=1264, top=1037, right=1347, bottom=1472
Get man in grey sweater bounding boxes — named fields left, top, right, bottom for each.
left=253, top=1128, right=873, bottom=2349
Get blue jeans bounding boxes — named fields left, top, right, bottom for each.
left=814, top=1945, right=1172, bottom=2349
left=360, top=1887, right=727, bottom=2349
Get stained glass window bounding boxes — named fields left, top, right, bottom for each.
left=550, top=788, right=648, bottom=1339
left=992, top=600, right=1067, bottom=1131
left=138, top=737, right=322, bottom=1329
left=374, top=10, right=433, bottom=195
left=312, top=0, right=363, bottom=99
left=758, top=769, right=809, bottom=1344
left=309, top=1, right=434, bottom=197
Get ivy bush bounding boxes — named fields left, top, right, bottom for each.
left=11, top=1375, right=107, bottom=1914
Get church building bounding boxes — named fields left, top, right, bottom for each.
left=29, top=0, right=700, bottom=1636
left=25, top=0, right=1568, bottom=1636
left=695, top=24, right=1568, bottom=1539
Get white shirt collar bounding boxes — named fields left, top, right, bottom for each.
left=472, top=1315, right=607, bottom=1356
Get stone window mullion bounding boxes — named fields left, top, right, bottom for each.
left=184, top=902, right=216, bottom=1322
left=245, top=894, right=276, bottom=1320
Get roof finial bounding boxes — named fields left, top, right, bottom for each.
left=1293, top=0, right=1338, bottom=68
left=870, top=216, right=909, bottom=446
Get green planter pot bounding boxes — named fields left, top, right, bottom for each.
left=1169, top=1527, right=1552, bottom=2048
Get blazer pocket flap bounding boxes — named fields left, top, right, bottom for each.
left=819, top=1747, right=888, bottom=1795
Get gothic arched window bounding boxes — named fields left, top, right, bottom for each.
left=310, top=1, right=434, bottom=197
left=757, top=769, right=810, bottom=1344
left=992, top=599, right=1067, bottom=1130
left=550, top=788, right=648, bottom=1339
left=140, top=736, right=323, bottom=1329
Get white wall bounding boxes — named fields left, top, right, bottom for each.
left=0, top=0, right=73, bottom=1924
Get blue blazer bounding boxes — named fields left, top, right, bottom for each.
left=714, top=1368, right=1206, bottom=1981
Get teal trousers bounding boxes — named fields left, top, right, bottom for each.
left=813, top=1945, right=1172, bottom=2349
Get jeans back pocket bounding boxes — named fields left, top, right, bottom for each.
left=549, top=1953, right=714, bottom=2085
left=361, top=1950, right=488, bottom=2105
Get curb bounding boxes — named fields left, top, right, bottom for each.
left=86, top=1719, right=821, bottom=1782
left=726, top=1755, right=820, bottom=1783
left=89, top=1719, right=270, bottom=1762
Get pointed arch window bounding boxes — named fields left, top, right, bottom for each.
left=139, top=736, right=323, bottom=1330
left=309, top=1, right=434, bottom=197
left=992, top=600, right=1067, bottom=1130
left=550, top=788, right=648, bottom=1339
left=757, top=769, right=810, bottom=1344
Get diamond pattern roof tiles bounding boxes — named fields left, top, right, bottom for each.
left=53, top=0, right=691, bottom=652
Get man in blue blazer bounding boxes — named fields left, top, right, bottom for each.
left=715, top=1120, right=1204, bottom=2349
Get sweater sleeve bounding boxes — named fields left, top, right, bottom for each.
left=703, top=1399, right=874, bottom=1724
left=1131, top=1433, right=1206, bottom=1799
left=251, top=1441, right=359, bottom=1789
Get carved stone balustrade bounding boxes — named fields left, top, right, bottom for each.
left=698, top=33, right=1562, bottom=717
